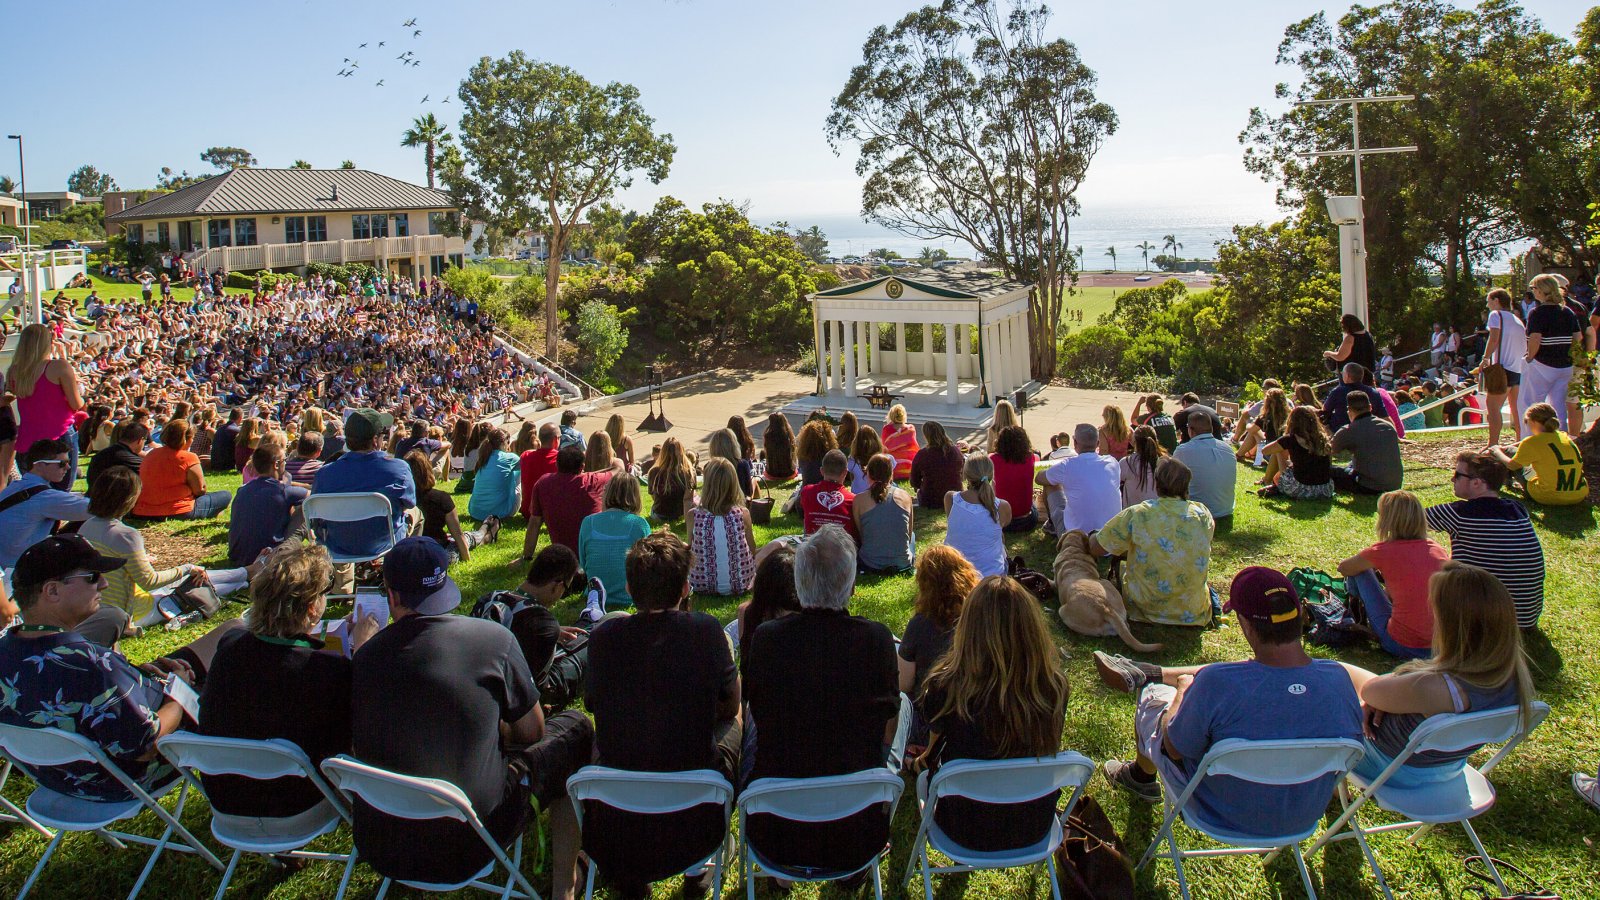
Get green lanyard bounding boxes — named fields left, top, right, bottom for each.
left=15, top=625, right=65, bottom=634
left=254, top=634, right=318, bottom=649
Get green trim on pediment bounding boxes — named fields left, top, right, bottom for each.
left=814, top=276, right=976, bottom=300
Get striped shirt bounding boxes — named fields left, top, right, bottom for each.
left=1527, top=304, right=1581, bottom=368
left=1425, top=497, right=1545, bottom=627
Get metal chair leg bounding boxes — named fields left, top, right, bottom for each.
left=332, top=848, right=360, bottom=900
left=211, top=848, right=243, bottom=900
left=1462, top=823, right=1509, bottom=895
left=16, top=829, right=65, bottom=900
left=1291, top=844, right=1319, bottom=900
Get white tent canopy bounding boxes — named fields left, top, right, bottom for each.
left=809, top=272, right=1035, bottom=407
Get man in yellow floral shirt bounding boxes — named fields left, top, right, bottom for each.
left=1090, top=458, right=1216, bottom=626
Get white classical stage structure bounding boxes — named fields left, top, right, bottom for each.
left=797, top=271, right=1038, bottom=425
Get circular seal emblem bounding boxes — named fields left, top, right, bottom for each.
left=885, top=279, right=904, bottom=299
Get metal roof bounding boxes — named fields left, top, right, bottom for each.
left=108, top=168, right=454, bottom=221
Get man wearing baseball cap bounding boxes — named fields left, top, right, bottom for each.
left=1095, top=567, right=1362, bottom=840
left=0, top=535, right=216, bottom=802
left=349, top=537, right=591, bottom=897
left=308, top=408, right=417, bottom=594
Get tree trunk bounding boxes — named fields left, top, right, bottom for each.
left=425, top=142, right=435, bottom=190
left=544, top=226, right=562, bottom=361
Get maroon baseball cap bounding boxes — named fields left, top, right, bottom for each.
left=1223, top=566, right=1301, bottom=624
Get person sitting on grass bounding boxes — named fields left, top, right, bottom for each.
left=133, top=419, right=232, bottom=520
left=689, top=459, right=757, bottom=596
left=227, top=443, right=309, bottom=567
left=1036, top=423, right=1121, bottom=534
left=1132, top=394, right=1178, bottom=453
left=852, top=453, right=915, bottom=573
left=909, top=421, right=964, bottom=510
left=518, top=423, right=561, bottom=520
left=1488, top=402, right=1589, bottom=506
left=1099, top=403, right=1134, bottom=460
left=1426, top=451, right=1545, bottom=630
left=989, top=425, right=1040, bottom=532
left=1119, top=425, right=1166, bottom=508
left=578, top=474, right=653, bottom=610
left=1339, top=562, right=1534, bottom=790
left=519, top=446, right=610, bottom=564
left=801, top=449, right=857, bottom=538
left=646, top=437, right=695, bottom=523
left=898, top=545, right=979, bottom=753
left=1330, top=390, right=1404, bottom=495
left=405, top=450, right=494, bottom=563
left=846, top=426, right=883, bottom=495
left=761, top=412, right=797, bottom=483
left=1394, top=389, right=1424, bottom=433
left=794, top=419, right=838, bottom=488
left=197, top=543, right=379, bottom=821
left=1090, top=458, right=1215, bottom=626
left=1096, top=567, right=1363, bottom=833
left=0, top=438, right=91, bottom=570
left=911, top=575, right=1070, bottom=853
left=85, top=419, right=146, bottom=490
left=880, top=404, right=920, bottom=479
left=1171, top=406, right=1235, bottom=521
left=285, top=430, right=324, bottom=487
left=1235, top=387, right=1289, bottom=464
left=483, top=545, right=589, bottom=710
left=467, top=427, right=520, bottom=530
left=1337, top=490, right=1447, bottom=660
left=944, top=454, right=1012, bottom=578
left=1259, top=405, right=1334, bottom=501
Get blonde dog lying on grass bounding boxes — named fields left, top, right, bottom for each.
left=1052, top=529, right=1163, bottom=653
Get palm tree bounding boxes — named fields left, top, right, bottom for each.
left=400, top=112, right=448, bottom=188
left=1162, top=234, right=1183, bottom=268
left=919, top=245, right=937, bottom=263
left=1136, top=241, right=1156, bottom=272
left=290, top=160, right=313, bottom=170
left=0, top=176, right=15, bottom=195
left=1075, top=245, right=1084, bottom=270
left=339, top=160, right=356, bottom=170
left=1106, top=246, right=1117, bottom=271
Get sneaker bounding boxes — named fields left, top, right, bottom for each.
left=483, top=515, right=501, bottom=544
left=577, top=577, right=607, bottom=629
left=1103, top=759, right=1161, bottom=803
left=1093, top=651, right=1160, bottom=694
left=1576, top=772, right=1600, bottom=813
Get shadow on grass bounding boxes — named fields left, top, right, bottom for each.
left=1521, top=629, right=1568, bottom=694
left=1525, top=502, right=1596, bottom=539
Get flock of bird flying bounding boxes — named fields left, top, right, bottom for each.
left=335, top=18, right=448, bottom=105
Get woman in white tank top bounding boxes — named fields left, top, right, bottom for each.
left=942, top=454, right=1013, bottom=578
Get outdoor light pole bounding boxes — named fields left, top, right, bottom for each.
left=7, top=133, right=38, bottom=326
left=1294, top=95, right=1417, bottom=326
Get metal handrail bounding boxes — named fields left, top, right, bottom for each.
left=1314, top=346, right=1433, bottom=391
left=496, top=330, right=604, bottom=401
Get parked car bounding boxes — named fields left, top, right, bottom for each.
left=46, top=239, right=84, bottom=251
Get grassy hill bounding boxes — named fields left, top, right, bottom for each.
left=0, top=430, right=1593, bottom=898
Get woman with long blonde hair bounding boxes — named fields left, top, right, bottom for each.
left=912, top=575, right=1070, bottom=851
left=1260, top=405, right=1334, bottom=500
left=688, top=458, right=755, bottom=595
left=1098, top=404, right=1133, bottom=460
left=1521, top=273, right=1582, bottom=432
left=942, top=454, right=1011, bottom=577
left=300, top=406, right=326, bottom=437
left=710, top=427, right=757, bottom=499
left=585, top=430, right=625, bottom=475
left=1337, top=490, right=1447, bottom=659
left=8, top=323, right=84, bottom=487
left=605, top=414, right=635, bottom=470
left=1235, top=388, right=1289, bottom=463
left=985, top=398, right=1020, bottom=451
left=647, top=436, right=695, bottom=521
left=1343, top=562, right=1535, bottom=789
left=880, top=403, right=920, bottom=478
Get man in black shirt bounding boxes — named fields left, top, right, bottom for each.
left=583, top=532, right=740, bottom=897
left=209, top=408, right=242, bottom=473
left=85, top=420, right=146, bottom=493
left=744, top=524, right=903, bottom=875
left=351, top=538, right=592, bottom=896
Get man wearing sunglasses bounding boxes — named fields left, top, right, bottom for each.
left=0, top=439, right=92, bottom=573
left=1425, top=451, right=1545, bottom=630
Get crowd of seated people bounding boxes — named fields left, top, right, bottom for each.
left=0, top=319, right=1585, bottom=900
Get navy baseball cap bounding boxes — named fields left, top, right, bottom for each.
left=13, top=535, right=126, bottom=593
left=382, top=538, right=461, bottom=615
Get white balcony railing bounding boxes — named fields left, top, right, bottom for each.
left=182, top=233, right=464, bottom=273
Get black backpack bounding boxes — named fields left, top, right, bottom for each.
left=470, top=590, right=587, bottom=711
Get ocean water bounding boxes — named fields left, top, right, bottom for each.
left=775, top=201, right=1282, bottom=271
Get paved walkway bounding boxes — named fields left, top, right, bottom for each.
left=526, top=368, right=1144, bottom=454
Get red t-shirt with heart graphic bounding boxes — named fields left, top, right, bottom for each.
left=800, top=481, right=858, bottom=541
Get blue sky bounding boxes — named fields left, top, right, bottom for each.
left=6, top=0, right=1591, bottom=226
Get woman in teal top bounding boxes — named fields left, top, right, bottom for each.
left=466, top=429, right=521, bottom=521
left=1393, top=390, right=1424, bottom=432
left=578, top=474, right=653, bottom=609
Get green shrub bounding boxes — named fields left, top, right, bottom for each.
left=793, top=344, right=818, bottom=376
left=1057, top=325, right=1132, bottom=376
left=574, top=299, right=631, bottom=381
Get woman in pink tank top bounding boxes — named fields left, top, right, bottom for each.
left=8, top=325, right=85, bottom=488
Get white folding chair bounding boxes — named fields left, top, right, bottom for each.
left=303, top=492, right=397, bottom=565
left=0, top=722, right=225, bottom=899
left=903, top=751, right=1095, bottom=900
left=1139, top=737, right=1366, bottom=900
left=319, top=755, right=539, bottom=899
left=157, top=732, right=359, bottom=900
left=739, top=769, right=904, bottom=900
left=566, top=766, right=735, bottom=900
left=1305, top=702, right=1551, bottom=899
left=0, top=758, right=52, bottom=838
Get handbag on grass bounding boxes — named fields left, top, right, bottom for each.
left=1054, top=794, right=1135, bottom=900
left=1463, top=856, right=1561, bottom=899
left=170, top=571, right=223, bottom=619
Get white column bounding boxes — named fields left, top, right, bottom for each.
left=895, top=322, right=908, bottom=377
left=845, top=320, right=859, bottom=398
left=981, top=323, right=998, bottom=405
left=1018, top=314, right=1034, bottom=386
left=833, top=320, right=846, bottom=393
left=944, top=323, right=959, bottom=403
left=920, top=323, right=934, bottom=380
left=996, top=319, right=1013, bottom=398
left=955, top=324, right=968, bottom=378
left=814, top=314, right=828, bottom=392
left=1008, top=314, right=1025, bottom=391
left=855, top=320, right=870, bottom=381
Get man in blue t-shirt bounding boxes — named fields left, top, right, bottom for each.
left=310, top=408, right=418, bottom=592
left=1095, top=567, right=1362, bottom=839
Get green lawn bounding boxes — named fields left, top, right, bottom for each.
left=1, top=435, right=1595, bottom=898
left=1058, top=286, right=1119, bottom=334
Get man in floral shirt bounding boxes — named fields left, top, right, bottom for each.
left=0, top=536, right=195, bottom=802
left=1090, top=458, right=1217, bottom=626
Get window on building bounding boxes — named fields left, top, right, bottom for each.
left=156, top=222, right=169, bottom=247
left=352, top=214, right=370, bottom=239
left=428, top=212, right=445, bottom=235
left=207, top=219, right=233, bottom=248
left=285, top=216, right=306, bottom=243
left=392, top=213, right=409, bottom=237
left=430, top=254, right=446, bottom=276
left=371, top=214, right=389, bottom=238
left=127, top=224, right=144, bottom=243
left=234, top=218, right=257, bottom=246
left=307, top=216, right=327, bottom=242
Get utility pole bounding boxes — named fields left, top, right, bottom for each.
left=1294, top=95, right=1417, bottom=326
left=6, top=134, right=40, bottom=327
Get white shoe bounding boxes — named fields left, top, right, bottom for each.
left=1575, top=772, right=1600, bottom=813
